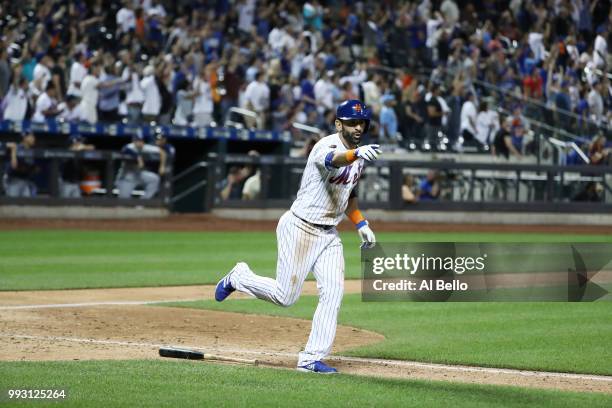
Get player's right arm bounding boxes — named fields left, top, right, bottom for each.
left=7, top=142, right=18, bottom=169
left=328, top=144, right=382, bottom=168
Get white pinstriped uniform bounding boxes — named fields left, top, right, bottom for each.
left=230, top=133, right=364, bottom=366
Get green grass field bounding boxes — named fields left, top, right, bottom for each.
left=1, top=230, right=611, bottom=290
left=1, top=230, right=611, bottom=406
left=165, top=295, right=612, bottom=375
left=1, top=360, right=610, bottom=408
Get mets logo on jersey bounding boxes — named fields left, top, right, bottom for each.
left=329, top=162, right=363, bottom=185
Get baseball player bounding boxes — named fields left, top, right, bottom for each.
left=215, top=100, right=381, bottom=374
left=3, top=132, right=39, bottom=197
left=116, top=134, right=166, bottom=199
left=59, top=135, right=95, bottom=198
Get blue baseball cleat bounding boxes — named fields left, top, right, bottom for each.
left=297, top=361, right=338, bottom=374
left=215, top=263, right=244, bottom=302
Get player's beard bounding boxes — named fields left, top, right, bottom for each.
left=339, top=126, right=361, bottom=148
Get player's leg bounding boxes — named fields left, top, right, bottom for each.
left=298, top=236, right=344, bottom=367
left=4, top=178, right=22, bottom=197
left=140, top=170, right=160, bottom=199
left=227, top=211, right=322, bottom=306
left=117, top=172, right=135, bottom=198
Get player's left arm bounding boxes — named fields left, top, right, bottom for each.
left=345, top=192, right=376, bottom=249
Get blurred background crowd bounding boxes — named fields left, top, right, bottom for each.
left=0, top=0, right=610, bottom=161
left=0, top=0, right=612, bottom=142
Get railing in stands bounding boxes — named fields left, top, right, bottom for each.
left=0, top=119, right=291, bottom=143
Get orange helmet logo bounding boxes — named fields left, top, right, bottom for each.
left=353, top=103, right=362, bottom=113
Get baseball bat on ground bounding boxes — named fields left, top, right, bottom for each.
left=159, top=347, right=258, bottom=365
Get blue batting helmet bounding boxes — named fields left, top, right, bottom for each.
left=336, top=99, right=371, bottom=132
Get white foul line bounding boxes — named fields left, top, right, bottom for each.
left=1, top=333, right=611, bottom=383
left=0, top=299, right=203, bottom=310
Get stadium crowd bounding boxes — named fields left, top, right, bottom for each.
left=0, top=0, right=610, bottom=159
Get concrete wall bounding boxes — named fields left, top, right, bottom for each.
left=212, top=208, right=612, bottom=226
left=0, top=205, right=169, bottom=219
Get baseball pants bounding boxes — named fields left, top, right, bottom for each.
left=231, top=210, right=344, bottom=366
left=117, top=170, right=160, bottom=199
left=4, top=177, right=36, bottom=197
left=60, top=180, right=82, bottom=198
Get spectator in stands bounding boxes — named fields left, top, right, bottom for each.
left=0, top=48, right=9, bottom=101
left=79, top=61, right=126, bottom=124
left=244, top=70, right=271, bottom=129
left=173, top=78, right=195, bottom=126
left=299, top=136, right=319, bottom=158
left=459, top=91, right=477, bottom=148
left=299, top=68, right=318, bottom=114
left=510, top=123, right=526, bottom=157
left=440, top=0, right=459, bottom=26
left=554, top=80, right=572, bottom=130
left=50, top=53, right=68, bottom=103
left=116, top=0, right=136, bottom=35
left=314, top=70, right=336, bottom=113
left=2, top=76, right=29, bottom=122
left=593, top=24, right=608, bottom=69
left=418, top=170, right=440, bottom=201
left=32, top=83, right=62, bottom=123
left=3, top=132, right=38, bottom=197
left=510, top=105, right=530, bottom=131
left=425, top=83, right=444, bottom=147
left=192, top=66, right=214, bottom=127
left=492, top=117, right=522, bottom=159
left=445, top=76, right=464, bottom=149
left=79, top=62, right=101, bottom=124
left=588, top=134, right=611, bottom=165
left=340, top=80, right=359, bottom=101
left=242, top=150, right=261, bottom=200
left=362, top=73, right=384, bottom=116
left=219, top=165, right=249, bottom=201
left=573, top=181, right=603, bottom=202
left=67, top=52, right=88, bottom=98
left=140, top=65, right=161, bottom=123
left=379, top=94, right=399, bottom=143
left=404, top=85, right=426, bottom=143
left=60, top=135, right=94, bottom=198
left=522, top=66, right=544, bottom=118
left=574, top=85, right=590, bottom=134
left=588, top=80, right=605, bottom=125
left=121, top=55, right=144, bottom=124
left=156, top=62, right=174, bottom=125
left=116, top=134, right=166, bottom=199
left=220, top=56, right=245, bottom=123
left=475, top=101, right=499, bottom=148
left=402, top=174, right=417, bottom=203
left=58, top=94, right=82, bottom=122
left=98, top=62, right=122, bottom=123
left=31, top=52, right=53, bottom=98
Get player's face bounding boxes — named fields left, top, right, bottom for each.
left=23, top=134, right=36, bottom=147
left=336, top=119, right=366, bottom=147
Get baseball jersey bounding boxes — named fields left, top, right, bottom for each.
left=291, top=133, right=364, bottom=226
